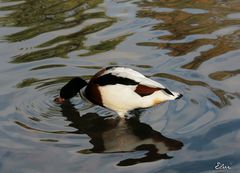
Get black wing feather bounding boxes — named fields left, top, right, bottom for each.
left=95, top=73, right=139, bottom=86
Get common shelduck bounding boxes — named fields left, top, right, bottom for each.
left=56, top=66, right=182, bottom=117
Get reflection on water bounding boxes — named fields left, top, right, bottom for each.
left=1, top=0, right=110, bottom=41
left=61, top=101, right=183, bottom=166
left=0, top=0, right=132, bottom=63
left=153, top=73, right=233, bottom=108
left=137, top=0, right=240, bottom=70
left=0, top=0, right=240, bottom=172
left=209, top=69, right=240, bottom=81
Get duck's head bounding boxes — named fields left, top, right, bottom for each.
left=55, top=77, right=88, bottom=104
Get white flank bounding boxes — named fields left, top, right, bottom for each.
left=99, top=84, right=181, bottom=117
left=99, top=84, right=141, bottom=116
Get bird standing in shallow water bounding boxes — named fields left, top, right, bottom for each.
left=56, top=66, right=182, bottom=117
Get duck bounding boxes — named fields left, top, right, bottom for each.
left=55, top=66, right=182, bottom=117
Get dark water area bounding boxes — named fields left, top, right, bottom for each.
left=0, top=0, right=240, bottom=172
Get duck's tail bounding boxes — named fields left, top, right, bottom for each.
left=170, top=91, right=183, bottom=100
left=163, top=89, right=183, bottom=100
left=155, top=89, right=182, bottom=102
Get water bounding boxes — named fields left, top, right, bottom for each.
left=0, top=0, right=240, bottom=172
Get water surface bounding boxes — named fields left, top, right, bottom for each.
left=0, top=0, right=240, bottom=172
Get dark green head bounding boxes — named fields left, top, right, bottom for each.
left=60, top=77, right=88, bottom=100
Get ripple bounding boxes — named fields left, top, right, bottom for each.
left=22, top=81, right=91, bottom=116
left=0, top=0, right=240, bottom=172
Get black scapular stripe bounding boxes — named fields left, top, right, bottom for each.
left=105, top=66, right=119, bottom=70
left=162, top=88, right=174, bottom=96
left=95, top=73, right=139, bottom=86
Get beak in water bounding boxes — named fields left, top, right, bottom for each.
left=54, top=97, right=65, bottom=104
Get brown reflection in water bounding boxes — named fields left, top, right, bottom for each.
left=137, top=0, right=240, bottom=39
left=209, top=69, right=240, bottom=81
left=136, top=0, right=240, bottom=69
left=61, top=101, right=183, bottom=166
left=137, top=39, right=211, bottom=57
left=182, top=31, right=240, bottom=69
left=153, top=73, right=232, bottom=108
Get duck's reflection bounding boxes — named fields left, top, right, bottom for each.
left=61, top=101, right=183, bottom=166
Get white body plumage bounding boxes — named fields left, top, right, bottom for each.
left=58, top=66, right=182, bottom=117
left=86, top=67, right=182, bottom=117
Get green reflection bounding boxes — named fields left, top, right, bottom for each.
left=16, top=78, right=39, bottom=88
left=0, top=0, right=105, bottom=41
left=10, top=20, right=117, bottom=63
left=30, top=64, right=66, bottom=71
left=77, top=65, right=102, bottom=69
left=0, top=0, right=134, bottom=63
left=79, top=34, right=131, bottom=56
left=132, top=64, right=152, bottom=69
left=16, top=76, right=91, bottom=89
